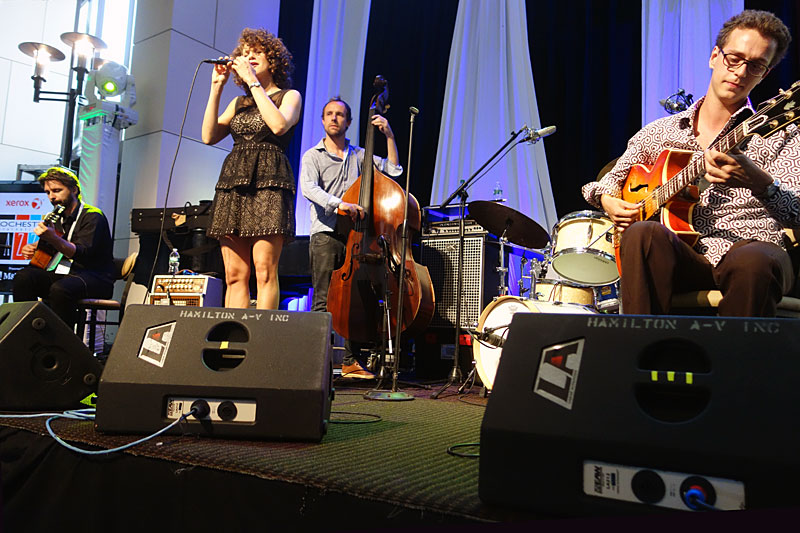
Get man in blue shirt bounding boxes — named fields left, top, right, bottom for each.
left=300, top=97, right=402, bottom=378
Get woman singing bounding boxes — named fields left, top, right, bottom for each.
left=202, top=28, right=302, bottom=309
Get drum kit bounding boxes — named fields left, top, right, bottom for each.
left=466, top=201, right=620, bottom=391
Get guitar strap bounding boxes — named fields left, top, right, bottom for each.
left=47, top=203, right=83, bottom=274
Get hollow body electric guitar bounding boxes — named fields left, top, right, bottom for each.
left=29, top=204, right=66, bottom=270
left=616, top=81, right=800, bottom=271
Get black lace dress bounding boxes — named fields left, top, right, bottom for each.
left=207, top=89, right=296, bottom=240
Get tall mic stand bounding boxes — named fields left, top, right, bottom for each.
left=364, top=106, right=421, bottom=401
left=431, top=127, right=527, bottom=399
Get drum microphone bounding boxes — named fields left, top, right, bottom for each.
left=659, top=88, right=694, bottom=114
left=522, top=125, right=557, bottom=144
left=467, top=326, right=507, bottom=348
left=203, top=58, right=230, bottom=65
left=478, top=330, right=506, bottom=348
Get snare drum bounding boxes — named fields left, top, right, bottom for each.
left=532, top=279, right=594, bottom=306
left=473, top=296, right=596, bottom=390
left=551, top=211, right=618, bottom=286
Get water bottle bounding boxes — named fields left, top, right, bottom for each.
left=493, top=181, right=503, bottom=202
left=168, top=248, right=180, bottom=275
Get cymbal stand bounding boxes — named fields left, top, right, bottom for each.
left=519, top=253, right=529, bottom=297
left=497, top=227, right=510, bottom=296
left=432, top=127, right=526, bottom=399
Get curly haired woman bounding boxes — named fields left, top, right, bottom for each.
left=202, top=28, right=302, bottom=309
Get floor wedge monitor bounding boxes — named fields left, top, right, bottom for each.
left=0, top=301, right=102, bottom=411
left=96, top=305, right=333, bottom=442
left=480, top=313, right=800, bottom=515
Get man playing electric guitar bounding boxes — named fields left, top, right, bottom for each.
left=13, top=167, right=114, bottom=332
left=582, top=10, right=800, bottom=317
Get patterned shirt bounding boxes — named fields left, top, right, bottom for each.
left=300, top=138, right=403, bottom=235
left=582, top=98, right=800, bottom=265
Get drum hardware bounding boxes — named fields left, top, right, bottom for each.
left=519, top=243, right=551, bottom=299
left=497, top=230, right=510, bottom=296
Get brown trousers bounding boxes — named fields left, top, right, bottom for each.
left=619, top=221, right=794, bottom=317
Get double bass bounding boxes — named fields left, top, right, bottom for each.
left=327, top=77, right=435, bottom=344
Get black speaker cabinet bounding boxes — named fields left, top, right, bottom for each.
left=420, top=236, right=501, bottom=328
left=480, top=313, right=800, bottom=515
left=0, top=301, right=102, bottom=411
left=96, top=305, right=333, bottom=442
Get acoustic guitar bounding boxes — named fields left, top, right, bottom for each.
left=29, top=204, right=66, bottom=270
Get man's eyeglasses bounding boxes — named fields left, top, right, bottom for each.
left=719, top=49, right=771, bottom=77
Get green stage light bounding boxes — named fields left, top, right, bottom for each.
left=101, top=80, right=117, bottom=94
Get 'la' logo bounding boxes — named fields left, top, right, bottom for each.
left=533, top=338, right=584, bottom=409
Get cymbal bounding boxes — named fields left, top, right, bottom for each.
left=596, top=157, right=619, bottom=181
left=468, top=200, right=550, bottom=249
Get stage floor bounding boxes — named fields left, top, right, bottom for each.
left=0, top=380, right=540, bottom=531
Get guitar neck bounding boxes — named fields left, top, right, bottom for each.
left=649, top=120, right=747, bottom=215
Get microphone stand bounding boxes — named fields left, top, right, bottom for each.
left=431, top=127, right=527, bottom=399
left=364, top=106, right=420, bottom=401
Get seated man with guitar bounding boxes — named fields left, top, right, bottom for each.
left=13, top=167, right=114, bottom=331
left=582, top=10, right=800, bottom=317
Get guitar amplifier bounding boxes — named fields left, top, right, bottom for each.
left=420, top=235, right=501, bottom=328
left=149, top=275, right=223, bottom=307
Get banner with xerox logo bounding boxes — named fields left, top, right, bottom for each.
left=0, top=191, right=51, bottom=292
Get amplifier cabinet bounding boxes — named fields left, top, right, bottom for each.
left=420, top=235, right=501, bottom=328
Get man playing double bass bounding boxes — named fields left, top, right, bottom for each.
left=582, top=10, right=800, bottom=317
left=300, top=96, right=402, bottom=379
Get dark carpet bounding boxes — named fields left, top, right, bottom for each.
left=0, top=384, right=529, bottom=523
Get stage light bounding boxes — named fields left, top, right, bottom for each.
left=93, top=61, right=129, bottom=98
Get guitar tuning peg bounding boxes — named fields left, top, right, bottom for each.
left=779, top=89, right=787, bottom=96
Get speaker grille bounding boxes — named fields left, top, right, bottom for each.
left=420, top=236, right=499, bottom=328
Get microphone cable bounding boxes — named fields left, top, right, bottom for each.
left=144, top=60, right=207, bottom=303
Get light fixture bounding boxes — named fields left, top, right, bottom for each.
left=18, top=31, right=107, bottom=166
left=17, top=42, right=66, bottom=98
left=94, top=61, right=128, bottom=98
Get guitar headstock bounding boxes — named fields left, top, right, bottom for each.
left=45, top=204, right=66, bottom=224
left=745, top=80, right=800, bottom=139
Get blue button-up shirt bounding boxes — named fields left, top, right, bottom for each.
left=300, top=138, right=403, bottom=235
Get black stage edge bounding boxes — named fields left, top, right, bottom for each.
left=0, top=389, right=533, bottom=532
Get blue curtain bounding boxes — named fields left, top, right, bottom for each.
left=431, top=0, right=558, bottom=235
left=642, top=0, right=743, bottom=126
left=293, top=0, right=372, bottom=236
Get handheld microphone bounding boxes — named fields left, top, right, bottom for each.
left=522, top=125, right=557, bottom=144
left=203, top=58, right=230, bottom=65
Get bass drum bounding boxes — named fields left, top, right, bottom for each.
left=474, top=296, right=596, bottom=391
